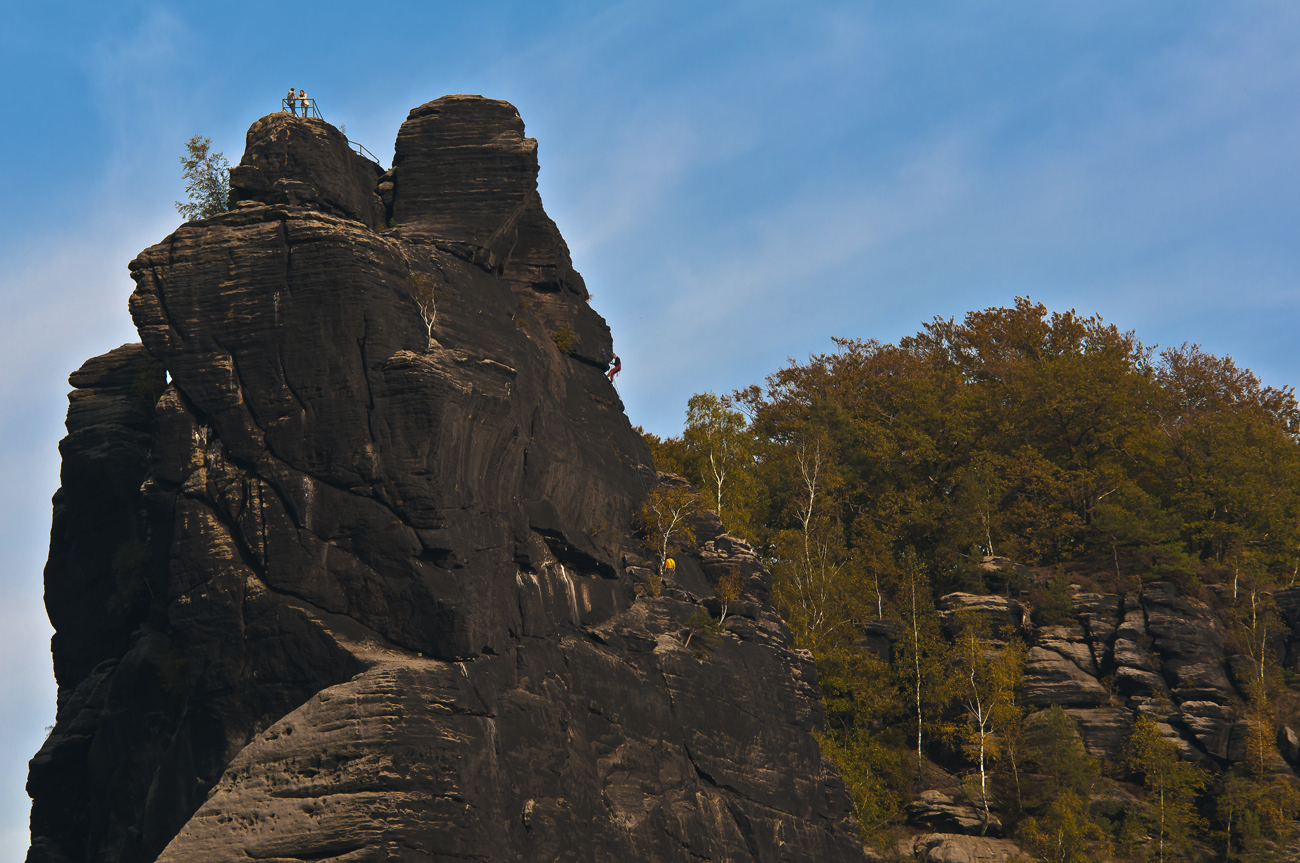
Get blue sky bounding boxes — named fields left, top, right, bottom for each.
left=3, top=1, right=1300, bottom=855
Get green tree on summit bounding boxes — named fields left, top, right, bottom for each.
left=176, top=135, right=230, bottom=220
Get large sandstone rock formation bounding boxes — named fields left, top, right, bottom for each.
left=27, top=97, right=865, bottom=863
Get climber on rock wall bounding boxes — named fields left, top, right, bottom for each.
left=606, top=352, right=621, bottom=382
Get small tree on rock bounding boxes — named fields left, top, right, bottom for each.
left=950, top=607, right=1025, bottom=833
left=1016, top=709, right=1110, bottom=863
left=716, top=569, right=743, bottom=625
left=1122, top=716, right=1209, bottom=863
left=683, top=392, right=759, bottom=536
left=893, top=549, right=950, bottom=776
left=636, top=483, right=701, bottom=595
left=404, top=274, right=442, bottom=348
left=176, top=135, right=230, bottom=220
left=1016, top=790, right=1113, bottom=863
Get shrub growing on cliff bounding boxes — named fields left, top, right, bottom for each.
left=130, top=349, right=168, bottom=410
left=1031, top=577, right=1075, bottom=627
left=716, top=569, right=743, bottom=625
left=551, top=325, right=578, bottom=356
left=1016, top=790, right=1113, bottom=863
left=176, top=135, right=230, bottom=220
left=681, top=606, right=720, bottom=656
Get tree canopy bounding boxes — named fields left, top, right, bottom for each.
left=651, top=298, right=1300, bottom=610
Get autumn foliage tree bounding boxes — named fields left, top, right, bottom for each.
left=727, top=297, right=1300, bottom=584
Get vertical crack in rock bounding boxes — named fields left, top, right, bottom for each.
left=28, top=97, right=866, bottom=863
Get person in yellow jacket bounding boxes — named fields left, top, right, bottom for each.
left=664, top=558, right=676, bottom=577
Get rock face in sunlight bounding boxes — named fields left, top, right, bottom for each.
left=26, top=97, right=865, bottom=863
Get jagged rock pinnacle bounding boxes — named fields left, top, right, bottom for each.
left=27, top=96, right=865, bottom=863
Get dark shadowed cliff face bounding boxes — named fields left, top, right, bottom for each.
left=27, top=96, right=865, bottom=863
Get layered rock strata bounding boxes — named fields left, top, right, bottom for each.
left=877, top=581, right=1300, bottom=859
left=28, top=97, right=864, bottom=863
left=908, top=584, right=1300, bottom=770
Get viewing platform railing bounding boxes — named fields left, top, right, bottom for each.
left=282, top=96, right=322, bottom=119
left=280, top=97, right=381, bottom=164
left=349, top=140, right=378, bottom=162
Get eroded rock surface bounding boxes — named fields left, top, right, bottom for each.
left=28, top=97, right=864, bottom=863
left=897, top=833, right=1023, bottom=863
left=929, top=579, right=1300, bottom=777
left=939, top=593, right=1028, bottom=638
left=1004, top=580, right=1300, bottom=776
left=229, top=113, right=384, bottom=225
left=905, top=790, right=1001, bottom=837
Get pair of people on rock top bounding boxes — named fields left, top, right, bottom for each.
left=287, top=88, right=309, bottom=116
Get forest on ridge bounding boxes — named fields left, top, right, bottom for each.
left=642, top=297, right=1300, bottom=861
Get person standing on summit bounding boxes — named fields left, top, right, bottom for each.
left=287, top=87, right=297, bottom=116
left=299, top=89, right=308, bottom=116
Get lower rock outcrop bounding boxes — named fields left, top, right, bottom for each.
left=905, top=790, right=1001, bottom=836
left=897, top=834, right=1023, bottom=863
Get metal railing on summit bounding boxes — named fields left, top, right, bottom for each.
left=281, top=97, right=381, bottom=165
left=282, top=96, right=323, bottom=119
left=349, top=140, right=379, bottom=162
